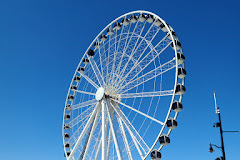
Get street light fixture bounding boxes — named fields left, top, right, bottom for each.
left=208, top=144, right=214, bottom=153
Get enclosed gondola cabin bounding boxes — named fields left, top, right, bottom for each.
left=100, top=34, right=107, bottom=42
left=64, top=123, right=70, bottom=130
left=130, top=15, right=137, bottom=23
left=138, top=13, right=146, bottom=22
left=88, top=49, right=95, bottom=57
left=68, top=95, right=74, bottom=101
left=114, top=22, right=121, bottom=30
left=64, top=143, right=70, bottom=148
left=159, top=135, right=170, bottom=145
left=172, top=101, right=183, bottom=112
left=65, top=104, right=72, bottom=111
left=167, top=31, right=177, bottom=40
left=64, top=114, right=71, bottom=120
left=146, top=14, right=154, bottom=23
left=70, top=85, right=77, bottom=91
left=160, top=24, right=168, bottom=32
left=166, top=118, right=178, bottom=129
left=83, top=58, right=89, bottom=65
left=74, top=76, right=80, bottom=82
left=171, top=40, right=182, bottom=50
left=175, top=84, right=186, bottom=95
left=94, top=42, right=100, bottom=49
left=154, top=19, right=162, bottom=27
left=64, top=133, right=70, bottom=139
left=177, top=52, right=185, bottom=64
left=107, top=27, right=114, bottom=35
left=122, top=18, right=129, bottom=26
left=178, top=68, right=187, bottom=79
left=78, top=67, right=85, bottom=74
left=64, top=151, right=71, bottom=157
left=151, top=149, right=161, bottom=160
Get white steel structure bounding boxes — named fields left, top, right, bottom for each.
left=63, top=10, right=186, bottom=160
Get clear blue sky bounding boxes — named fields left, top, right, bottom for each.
left=0, top=0, right=239, bottom=159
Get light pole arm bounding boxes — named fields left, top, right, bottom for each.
left=223, top=131, right=239, bottom=133
left=210, top=143, right=222, bottom=150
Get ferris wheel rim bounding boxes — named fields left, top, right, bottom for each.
left=62, top=10, right=186, bottom=160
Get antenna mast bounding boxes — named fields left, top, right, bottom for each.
left=213, top=92, right=220, bottom=114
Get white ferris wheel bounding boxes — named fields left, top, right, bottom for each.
left=62, top=10, right=186, bottom=160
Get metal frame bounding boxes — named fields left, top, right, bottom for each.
left=62, top=10, right=186, bottom=160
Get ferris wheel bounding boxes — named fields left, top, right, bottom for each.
left=62, top=10, right=186, bottom=160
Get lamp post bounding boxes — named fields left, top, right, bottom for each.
left=208, top=92, right=239, bottom=160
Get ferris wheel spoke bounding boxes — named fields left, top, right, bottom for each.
left=89, top=124, right=102, bottom=160
left=113, top=21, right=147, bottom=84
left=67, top=103, right=99, bottom=160
left=88, top=56, right=106, bottom=87
left=117, top=116, right=133, bottom=160
left=97, top=42, right=105, bottom=82
left=110, top=101, right=149, bottom=158
left=115, top=25, right=161, bottom=85
left=115, top=34, right=171, bottom=88
left=101, top=100, right=106, bottom=160
left=125, top=20, right=147, bottom=62
left=111, top=98, right=164, bottom=125
left=78, top=119, right=95, bottom=160
left=89, top=128, right=101, bottom=160
left=114, top=22, right=135, bottom=83
left=134, top=36, right=172, bottom=71
left=108, top=30, right=117, bottom=87
left=107, top=33, right=117, bottom=85
left=119, top=90, right=174, bottom=99
left=82, top=108, right=101, bottom=160
left=122, top=35, right=171, bottom=87
left=109, top=24, right=126, bottom=86
left=68, top=115, right=90, bottom=146
left=114, top=28, right=160, bottom=85
left=118, top=58, right=176, bottom=93
left=74, top=89, right=95, bottom=96
left=111, top=23, right=132, bottom=84
left=71, top=99, right=97, bottom=111
left=94, top=136, right=102, bottom=160
left=93, top=108, right=110, bottom=160
left=106, top=127, right=112, bottom=160
left=114, top=21, right=160, bottom=86
left=69, top=104, right=95, bottom=128
left=105, top=51, right=142, bottom=93
left=79, top=72, right=99, bottom=89
left=105, top=100, right=123, bottom=160
left=105, top=40, right=110, bottom=86
left=106, top=32, right=117, bottom=86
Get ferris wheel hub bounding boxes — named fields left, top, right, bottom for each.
left=95, top=87, right=105, bottom=101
